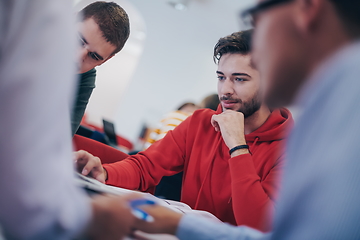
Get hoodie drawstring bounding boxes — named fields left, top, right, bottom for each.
left=249, top=136, right=260, bottom=154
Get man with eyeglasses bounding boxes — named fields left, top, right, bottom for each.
left=125, top=0, right=360, bottom=239
left=72, top=1, right=130, bottom=135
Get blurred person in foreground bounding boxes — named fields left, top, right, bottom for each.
left=0, top=0, right=135, bottom=239
left=72, top=1, right=130, bottom=135
left=130, top=0, right=360, bottom=239
left=75, top=29, right=294, bottom=231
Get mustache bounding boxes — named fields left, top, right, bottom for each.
left=220, top=96, right=242, bottom=103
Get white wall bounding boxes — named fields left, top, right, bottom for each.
left=77, top=0, right=256, bottom=147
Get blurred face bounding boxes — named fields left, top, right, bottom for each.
left=77, top=17, right=116, bottom=73
left=181, top=104, right=200, bottom=114
left=217, top=53, right=262, bottom=118
left=251, top=0, right=308, bottom=107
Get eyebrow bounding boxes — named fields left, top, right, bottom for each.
left=79, top=33, right=104, bottom=61
left=216, top=71, right=251, bottom=78
left=79, top=33, right=88, bottom=44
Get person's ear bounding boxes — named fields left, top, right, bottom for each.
left=294, top=0, right=326, bottom=34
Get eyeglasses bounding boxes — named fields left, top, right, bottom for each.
left=241, top=0, right=294, bottom=27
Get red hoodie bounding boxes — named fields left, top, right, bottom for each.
left=104, top=107, right=293, bottom=231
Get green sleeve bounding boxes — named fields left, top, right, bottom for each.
left=71, top=68, right=96, bottom=135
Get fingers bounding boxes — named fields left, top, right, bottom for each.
left=211, top=110, right=238, bottom=131
left=94, top=171, right=106, bottom=184
left=88, top=194, right=137, bottom=240
left=73, top=149, right=87, bottom=161
left=211, top=110, right=246, bottom=149
left=211, top=115, right=220, bottom=131
left=133, top=204, right=182, bottom=235
left=74, top=150, right=106, bottom=183
left=88, top=161, right=106, bottom=184
left=74, top=150, right=92, bottom=166
left=81, top=155, right=100, bottom=175
left=122, top=192, right=146, bottom=201
left=212, top=111, right=244, bottom=128
left=74, top=150, right=90, bottom=174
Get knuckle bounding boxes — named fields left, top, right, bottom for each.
left=78, top=150, right=86, bottom=155
left=94, top=156, right=101, bottom=164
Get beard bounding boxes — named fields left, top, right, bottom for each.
left=221, top=91, right=262, bottom=118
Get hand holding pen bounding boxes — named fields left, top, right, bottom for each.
left=129, top=199, right=156, bottom=222
left=130, top=199, right=183, bottom=236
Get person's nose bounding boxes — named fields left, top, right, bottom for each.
left=220, top=78, right=234, bottom=95
left=78, top=46, right=88, bottom=63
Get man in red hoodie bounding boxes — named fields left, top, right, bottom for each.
left=76, top=29, right=293, bottom=231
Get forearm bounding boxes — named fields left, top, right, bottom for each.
left=177, top=214, right=270, bottom=240
left=104, top=132, right=187, bottom=191
left=104, top=159, right=142, bottom=190
left=229, top=154, right=275, bottom=231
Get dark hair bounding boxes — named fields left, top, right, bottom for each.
left=80, top=1, right=130, bottom=55
left=177, top=102, right=196, bottom=111
left=213, top=29, right=253, bottom=64
left=201, top=94, right=220, bottom=111
left=328, top=0, right=360, bottom=37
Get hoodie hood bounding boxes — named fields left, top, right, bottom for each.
left=246, top=108, right=293, bottom=142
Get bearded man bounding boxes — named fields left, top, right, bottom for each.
left=75, top=30, right=293, bottom=231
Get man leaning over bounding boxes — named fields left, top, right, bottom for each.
left=72, top=1, right=130, bottom=135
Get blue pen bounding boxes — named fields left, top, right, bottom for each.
left=129, top=199, right=156, bottom=222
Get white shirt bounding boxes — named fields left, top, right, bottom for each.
left=0, top=0, right=91, bottom=239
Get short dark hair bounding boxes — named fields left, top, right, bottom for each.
left=213, top=29, right=253, bottom=64
left=177, top=102, right=196, bottom=111
left=329, top=0, right=360, bottom=38
left=80, top=1, right=130, bottom=55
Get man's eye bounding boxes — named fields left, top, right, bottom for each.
left=88, top=52, right=100, bottom=61
left=235, top=78, right=246, bottom=82
left=79, top=37, right=86, bottom=47
left=217, top=76, right=225, bottom=81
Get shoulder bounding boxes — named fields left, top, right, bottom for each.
left=80, top=68, right=96, bottom=78
left=185, top=108, right=217, bottom=128
left=191, top=108, right=217, bottom=120
left=78, top=68, right=96, bottom=87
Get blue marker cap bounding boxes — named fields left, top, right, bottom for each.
left=132, top=208, right=154, bottom=222
left=130, top=199, right=156, bottom=208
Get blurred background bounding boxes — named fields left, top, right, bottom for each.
left=74, top=0, right=256, bottom=150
